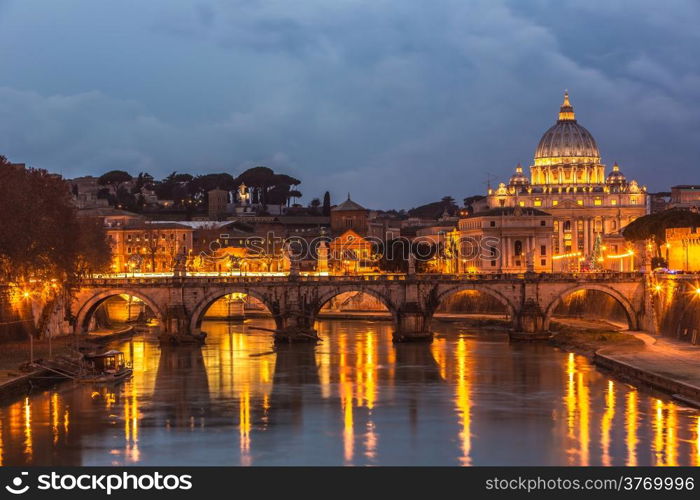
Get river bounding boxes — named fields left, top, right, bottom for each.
left=0, top=319, right=698, bottom=466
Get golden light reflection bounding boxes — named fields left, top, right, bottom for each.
left=364, top=331, right=376, bottom=410
left=23, top=397, right=32, bottom=461
left=653, top=399, right=665, bottom=465
left=600, top=380, right=615, bottom=466
left=239, top=388, right=251, bottom=466
left=455, top=337, right=472, bottom=466
left=0, top=411, right=3, bottom=466
left=431, top=337, right=448, bottom=381
left=124, top=382, right=140, bottom=463
left=577, top=371, right=590, bottom=466
left=4, top=320, right=700, bottom=466
left=694, top=417, right=700, bottom=467
left=626, top=391, right=638, bottom=466
left=666, top=403, right=678, bottom=466
left=565, top=353, right=576, bottom=443
left=50, top=392, right=60, bottom=445
left=343, top=384, right=354, bottom=464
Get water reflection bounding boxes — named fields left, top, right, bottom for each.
left=0, top=319, right=698, bottom=465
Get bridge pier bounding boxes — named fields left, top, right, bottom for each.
left=393, top=302, right=433, bottom=343
left=511, top=299, right=549, bottom=340
left=274, top=308, right=320, bottom=344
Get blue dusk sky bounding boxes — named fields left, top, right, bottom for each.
left=1, top=0, right=699, bottom=209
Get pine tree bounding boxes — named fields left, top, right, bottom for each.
left=322, top=191, right=331, bottom=216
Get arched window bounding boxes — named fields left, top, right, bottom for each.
left=514, top=240, right=523, bottom=257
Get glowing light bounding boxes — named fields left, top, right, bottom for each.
left=455, top=337, right=472, bottom=466
left=606, top=251, right=634, bottom=260
left=239, top=388, right=251, bottom=465
left=653, top=399, right=665, bottom=465
left=601, top=381, right=615, bottom=466
left=626, top=391, right=638, bottom=466
left=23, top=397, right=32, bottom=461
left=553, top=251, right=582, bottom=261
left=654, top=285, right=663, bottom=293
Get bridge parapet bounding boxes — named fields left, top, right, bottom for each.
left=75, top=271, right=645, bottom=288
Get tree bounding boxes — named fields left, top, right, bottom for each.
left=98, top=170, right=133, bottom=195
left=0, top=159, right=107, bottom=284
left=322, top=191, right=331, bottom=216
left=288, top=190, right=302, bottom=206
left=623, top=208, right=700, bottom=258
left=234, top=166, right=302, bottom=207
left=75, top=217, right=112, bottom=276
left=589, top=233, right=604, bottom=272
left=309, top=198, right=321, bottom=214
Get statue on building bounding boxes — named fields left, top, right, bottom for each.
left=237, top=183, right=251, bottom=205
left=525, top=247, right=535, bottom=273
left=284, top=240, right=300, bottom=276
left=173, top=249, right=187, bottom=277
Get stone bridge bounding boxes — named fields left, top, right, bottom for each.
left=66, top=272, right=651, bottom=342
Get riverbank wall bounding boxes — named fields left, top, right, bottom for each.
left=594, top=352, right=700, bottom=407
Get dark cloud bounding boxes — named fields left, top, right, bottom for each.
left=0, top=0, right=698, bottom=209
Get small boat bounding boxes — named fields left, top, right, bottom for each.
left=80, top=350, right=133, bottom=383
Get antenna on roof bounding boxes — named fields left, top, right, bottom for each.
left=484, top=172, right=497, bottom=191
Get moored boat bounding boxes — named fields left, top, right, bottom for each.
left=80, top=350, right=133, bottom=383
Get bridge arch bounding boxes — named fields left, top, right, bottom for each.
left=312, top=287, right=398, bottom=323
left=431, top=284, right=517, bottom=320
left=189, top=288, right=278, bottom=333
left=543, top=284, right=638, bottom=331
left=74, top=289, right=165, bottom=334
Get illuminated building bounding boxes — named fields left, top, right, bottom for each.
left=329, top=196, right=377, bottom=273
left=670, top=185, right=700, bottom=210
left=459, top=207, right=554, bottom=273
left=107, top=222, right=193, bottom=273
left=466, top=92, right=648, bottom=272
left=330, top=195, right=369, bottom=235
left=665, top=227, right=700, bottom=272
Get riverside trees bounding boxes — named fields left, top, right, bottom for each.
left=0, top=156, right=111, bottom=285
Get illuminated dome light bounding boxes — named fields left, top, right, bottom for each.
left=533, top=92, right=601, bottom=166
left=509, top=163, right=530, bottom=187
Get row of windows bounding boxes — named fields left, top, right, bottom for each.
left=486, top=258, right=548, bottom=267
left=126, top=246, right=187, bottom=254
left=512, top=241, right=548, bottom=257
left=522, top=197, right=638, bottom=208
left=125, top=233, right=188, bottom=242
left=487, top=220, right=548, bottom=227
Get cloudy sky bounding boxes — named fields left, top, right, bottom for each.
left=1, top=0, right=699, bottom=209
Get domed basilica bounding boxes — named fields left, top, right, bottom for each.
left=461, top=93, right=647, bottom=273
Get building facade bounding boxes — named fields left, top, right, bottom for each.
left=464, top=93, right=647, bottom=272
left=666, top=227, right=700, bottom=272
left=107, top=222, right=194, bottom=273
left=459, top=207, right=554, bottom=273
left=670, top=185, right=700, bottom=210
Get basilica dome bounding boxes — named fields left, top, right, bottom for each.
left=533, top=92, right=600, bottom=165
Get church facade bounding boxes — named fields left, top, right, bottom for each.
left=464, top=93, right=648, bottom=273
